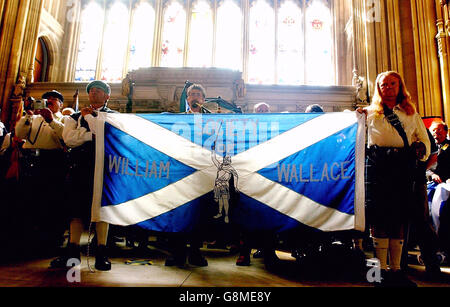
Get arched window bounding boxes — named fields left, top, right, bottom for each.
left=277, top=0, right=303, bottom=85
left=187, top=0, right=213, bottom=67
left=74, top=1, right=104, bottom=81
left=160, top=0, right=186, bottom=67
left=128, top=1, right=156, bottom=71
left=101, top=1, right=130, bottom=82
left=215, top=0, right=242, bottom=71
left=248, top=0, right=275, bottom=85
left=72, top=0, right=341, bottom=85
left=304, top=0, right=333, bottom=85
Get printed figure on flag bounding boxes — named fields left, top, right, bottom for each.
left=211, top=142, right=239, bottom=223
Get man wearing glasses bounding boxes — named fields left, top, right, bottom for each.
left=165, top=83, right=209, bottom=267
left=186, top=84, right=207, bottom=114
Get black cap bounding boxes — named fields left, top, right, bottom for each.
left=86, top=80, right=111, bottom=95
left=42, top=90, right=64, bottom=102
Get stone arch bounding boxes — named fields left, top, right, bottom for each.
left=35, top=33, right=59, bottom=82
left=33, top=37, right=50, bottom=82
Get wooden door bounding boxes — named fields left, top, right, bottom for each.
left=34, top=38, right=48, bottom=82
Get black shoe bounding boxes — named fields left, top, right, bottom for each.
left=388, top=270, right=417, bottom=287
left=49, top=243, right=80, bottom=269
left=253, top=249, right=263, bottom=258
left=188, top=249, right=208, bottom=267
left=424, top=265, right=445, bottom=281
left=372, top=269, right=389, bottom=287
left=95, top=245, right=111, bottom=271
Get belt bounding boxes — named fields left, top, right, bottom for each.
left=367, top=146, right=414, bottom=164
left=23, top=148, right=63, bottom=157
left=368, top=145, right=407, bottom=153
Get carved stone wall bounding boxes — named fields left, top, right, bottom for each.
left=128, top=67, right=244, bottom=113
left=0, top=0, right=44, bottom=129
left=25, top=67, right=356, bottom=114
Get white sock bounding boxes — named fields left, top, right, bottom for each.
left=389, top=239, right=404, bottom=271
left=96, top=222, right=109, bottom=246
left=372, top=237, right=389, bottom=270
left=69, top=218, right=84, bottom=245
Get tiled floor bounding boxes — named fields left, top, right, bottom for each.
left=1, top=235, right=450, bottom=288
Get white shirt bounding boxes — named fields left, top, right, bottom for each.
left=366, top=105, right=430, bottom=161
left=15, top=112, right=66, bottom=150
left=62, top=106, right=103, bottom=148
left=0, top=121, right=5, bottom=137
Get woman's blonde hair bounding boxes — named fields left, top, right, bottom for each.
left=369, top=71, right=416, bottom=116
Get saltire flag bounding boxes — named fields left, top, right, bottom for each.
left=427, top=182, right=450, bottom=232
left=92, top=112, right=366, bottom=233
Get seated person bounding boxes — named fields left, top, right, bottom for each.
left=427, top=121, right=450, bottom=184
left=426, top=121, right=450, bottom=261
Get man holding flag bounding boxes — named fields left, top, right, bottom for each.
left=50, top=80, right=116, bottom=271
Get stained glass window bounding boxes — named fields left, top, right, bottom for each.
left=277, top=0, right=303, bottom=85
left=160, top=0, right=186, bottom=67
left=101, top=1, right=130, bottom=82
left=187, top=0, right=213, bottom=67
left=305, top=0, right=332, bottom=85
left=73, top=0, right=337, bottom=85
left=74, top=1, right=104, bottom=81
left=215, top=0, right=242, bottom=71
left=248, top=0, right=275, bottom=84
left=128, top=1, right=156, bottom=71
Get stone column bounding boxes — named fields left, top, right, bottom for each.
left=0, top=0, right=30, bottom=128
left=20, top=0, right=44, bottom=84
left=0, top=0, right=43, bottom=130
left=436, top=0, right=450, bottom=124
left=351, top=0, right=369, bottom=106
left=59, top=0, right=82, bottom=81
left=364, top=0, right=389, bottom=96
left=410, top=0, right=442, bottom=116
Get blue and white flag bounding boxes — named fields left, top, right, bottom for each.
left=428, top=182, right=450, bottom=232
left=92, top=112, right=366, bottom=233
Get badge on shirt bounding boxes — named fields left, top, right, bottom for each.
left=442, top=144, right=449, bottom=151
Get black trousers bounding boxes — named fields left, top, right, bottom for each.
left=402, top=182, right=441, bottom=269
left=18, top=149, right=68, bottom=251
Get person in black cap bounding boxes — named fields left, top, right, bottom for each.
left=42, top=90, right=64, bottom=104
left=14, top=90, right=68, bottom=254
left=50, top=80, right=116, bottom=271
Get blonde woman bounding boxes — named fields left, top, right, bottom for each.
left=359, top=71, right=430, bottom=286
